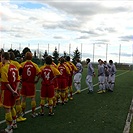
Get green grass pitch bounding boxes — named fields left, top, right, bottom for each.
left=0, top=68, right=133, bottom=133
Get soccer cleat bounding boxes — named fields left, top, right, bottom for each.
left=12, top=123, right=17, bottom=129
left=75, top=90, right=81, bottom=94
left=21, top=112, right=25, bottom=117
left=97, top=90, right=103, bottom=94
left=31, top=113, right=38, bottom=118
left=48, top=112, right=54, bottom=116
left=108, top=89, right=113, bottom=92
left=4, top=127, right=13, bottom=133
left=64, top=99, right=68, bottom=103
left=45, top=104, right=49, bottom=108
left=17, top=116, right=27, bottom=122
left=69, top=97, right=73, bottom=100
left=38, top=112, right=44, bottom=116
left=87, top=90, right=93, bottom=94
left=103, top=90, right=106, bottom=93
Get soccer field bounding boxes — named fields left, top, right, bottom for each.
left=0, top=69, right=133, bottom=133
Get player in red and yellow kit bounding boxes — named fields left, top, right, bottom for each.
left=20, top=52, right=41, bottom=117
left=1, top=52, right=19, bottom=133
left=39, top=56, right=61, bottom=116
left=58, top=57, right=71, bottom=105
left=65, top=56, right=78, bottom=99
left=51, top=61, right=59, bottom=107
left=0, top=51, right=3, bottom=107
left=9, top=52, right=26, bottom=122
left=64, top=59, right=72, bottom=102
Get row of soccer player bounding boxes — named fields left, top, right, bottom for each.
left=85, top=58, right=117, bottom=94
left=0, top=51, right=82, bottom=133
left=0, top=50, right=116, bottom=133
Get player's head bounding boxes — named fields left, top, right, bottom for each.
left=109, top=60, right=113, bottom=64
left=1, top=52, right=10, bottom=63
left=60, top=56, right=65, bottom=64
left=76, top=58, right=80, bottom=63
left=45, top=56, right=52, bottom=65
left=104, top=61, right=107, bottom=64
left=98, top=59, right=101, bottom=62
left=9, top=52, right=15, bottom=60
left=98, top=59, right=103, bottom=64
left=86, top=58, right=90, bottom=64
left=66, top=56, right=70, bottom=61
left=25, top=52, right=32, bottom=60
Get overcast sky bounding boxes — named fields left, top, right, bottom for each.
left=0, top=0, right=133, bottom=63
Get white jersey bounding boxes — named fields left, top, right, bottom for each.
left=75, top=62, right=83, bottom=74
left=87, top=62, right=94, bottom=76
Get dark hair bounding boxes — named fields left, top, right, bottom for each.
left=66, top=56, right=70, bottom=61
left=2, top=52, right=10, bottom=60
left=25, top=52, right=32, bottom=60
left=45, top=56, right=52, bottom=65
left=86, top=58, right=90, bottom=63
left=9, top=52, right=15, bottom=60
left=109, top=60, right=113, bottom=64
left=76, top=58, right=80, bottom=62
left=60, top=57, right=65, bottom=64
left=98, top=59, right=101, bottom=62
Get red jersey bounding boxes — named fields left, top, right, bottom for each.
left=1, top=63, right=19, bottom=91
left=40, top=65, right=60, bottom=86
left=21, top=61, right=40, bottom=83
left=58, top=63, right=70, bottom=79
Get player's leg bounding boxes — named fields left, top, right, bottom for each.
left=4, top=108, right=13, bottom=133
left=31, top=97, right=37, bottom=117
left=21, top=96, right=26, bottom=116
left=48, top=98, right=54, bottom=116
left=11, top=107, right=17, bottom=129
left=97, top=76, right=103, bottom=94
left=77, top=73, right=82, bottom=93
left=86, top=75, right=93, bottom=93
left=74, top=74, right=79, bottom=92
left=39, top=97, right=45, bottom=116
left=110, top=75, right=115, bottom=91
left=48, top=85, right=54, bottom=115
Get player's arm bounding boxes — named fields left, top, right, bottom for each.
left=6, top=83, right=18, bottom=96
left=34, top=65, right=41, bottom=84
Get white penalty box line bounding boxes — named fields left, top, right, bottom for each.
left=0, top=71, right=130, bottom=125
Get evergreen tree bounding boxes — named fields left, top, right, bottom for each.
left=42, top=50, right=48, bottom=63
left=21, top=47, right=31, bottom=58
left=53, top=47, right=59, bottom=65
left=72, top=48, right=81, bottom=65
left=34, top=51, right=37, bottom=58
left=63, top=51, right=67, bottom=58
left=8, top=49, right=21, bottom=58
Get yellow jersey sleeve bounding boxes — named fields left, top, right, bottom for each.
left=51, top=66, right=61, bottom=76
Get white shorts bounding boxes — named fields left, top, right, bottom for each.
left=109, top=74, right=115, bottom=83
left=86, top=75, right=92, bottom=82
left=74, top=73, right=82, bottom=83
left=98, top=76, right=105, bottom=84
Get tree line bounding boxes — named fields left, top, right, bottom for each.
left=0, top=47, right=81, bottom=65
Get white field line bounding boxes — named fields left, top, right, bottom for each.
left=0, top=71, right=129, bottom=125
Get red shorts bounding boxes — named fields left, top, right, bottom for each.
left=16, top=89, right=21, bottom=101
left=58, top=78, right=67, bottom=91
left=1, top=90, right=16, bottom=108
left=41, top=84, right=54, bottom=98
left=21, top=82, right=36, bottom=98
left=53, top=78, right=58, bottom=90
left=67, top=76, right=72, bottom=87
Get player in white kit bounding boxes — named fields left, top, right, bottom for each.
left=108, top=60, right=116, bottom=92
left=73, top=58, right=83, bottom=94
left=97, top=59, right=105, bottom=94
left=86, top=58, right=95, bottom=93
left=103, top=61, right=109, bottom=90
